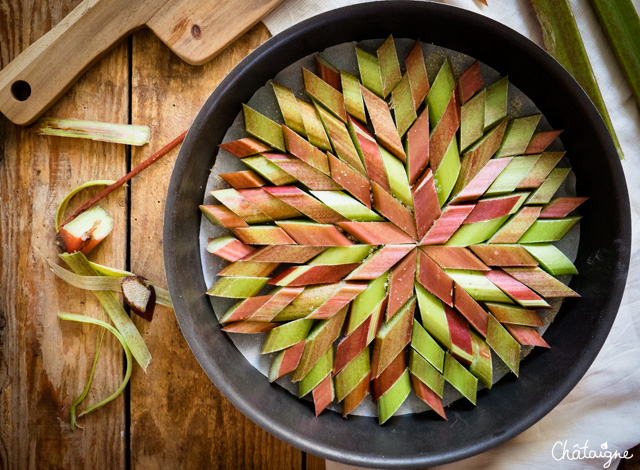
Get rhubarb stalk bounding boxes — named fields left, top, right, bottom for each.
left=29, top=118, right=150, bottom=146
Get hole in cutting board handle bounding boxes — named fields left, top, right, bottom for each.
left=11, top=80, right=31, bottom=101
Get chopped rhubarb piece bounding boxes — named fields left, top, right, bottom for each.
left=297, top=98, right=332, bottom=151
left=346, top=245, right=414, bottom=281
left=276, top=220, right=352, bottom=246
left=470, top=244, right=538, bottom=267
left=263, top=186, right=347, bottom=224
left=404, top=39, right=430, bottom=109
left=377, top=369, right=411, bottom=424
left=464, top=194, right=525, bottom=224
left=444, top=304, right=475, bottom=363
left=443, top=352, right=477, bottom=404
left=219, top=170, right=267, bottom=189
left=429, top=90, right=460, bottom=172
left=485, top=156, right=540, bottom=196
left=313, top=375, right=335, bottom=416
left=206, top=276, right=269, bottom=298
left=371, top=351, right=405, bottom=401
left=445, top=269, right=512, bottom=303
left=311, top=190, right=382, bottom=221
left=428, top=58, right=456, bottom=126
left=453, top=118, right=509, bottom=196
left=262, top=153, right=341, bottom=191
left=371, top=182, right=418, bottom=239
left=380, top=146, right=413, bottom=208
left=298, top=347, right=334, bottom=397
left=469, top=331, right=492, bottom=387
left=231, top=226, right=296, bottom=245
left=275, top=283, right=343, bottom=322
left=361, top=85, right=406, bottom=161
left=496, top=114, right=541, bottom=158
left=391, top=74, right=417, bottom=137
left=518, top=217, right=580, bottom=243
left=406, top=108, right=430, bottom=184
left=420, top=204, right=475, bottom=245
left=484, top=269, right=550, bottom=308
left=412, top=169, right=441, bottom=239
left=417, top=250, right=454, bottom=307
left=422, top=246, right=489, bottom=271
left=505, top=324, right=550, bottom=348
left=488, top=206, right=541, bottom=244
left=460, top=89, right=486, bottom=152
left=262, top=318, right=314, bottom=354
left=308, top=282, right=368, bottom=320
left=356, top=46, right=383, bottom=97
left=206, top=236, right=255, bottom=262
left=503, top=267, right=580, bottom=298
left=293, top=306, right=348, bottom=381
left=484, top=77, right=508, bottom=130
left=518, top=152, right=564, bottom=188
left=450, top=158, right=512, bottom=204
left=415, top=283, right=451, bottom=350
left=527, top=167, right=572, bottom=204
left=335, top=348, right=369, bottom=400
left=411, top=374, right=446, bottom=419
left=315, top=104, right=367, bottom=176
left=349, top=117, right=391, bottom=191
left=249, top=287, right=305, bottom=322
left=218, top=261, right=278, bottom=278
left=348, top=275, right=388, bottom=336
left=540, top=197, right=588, bottom=218
left=308, top=245, right=372, bottom=265
left=268, top=264, right=359, bottom=287
left=272, top=82, right=306, bottom=136
left=485, top=302, right=545, bottom=327
left=458, top=60, right=483, bottom=105
left=211, top=188, right=271, bottom=223
left=409, top=347, right=444, bottom=395
left=524, top=130, right=563, bottom=154
left=222, top=321, right=277, bottom=334
left=242, top=104, right=286, bottom=152
left=433, top=138, right=462, bottom=207
left=241, top=245, right=324, bottom=263
left=522, top=243, right=578, bottom=276
left=199, top=204, right=248, bottom=228
left=447, top=216, right=510, bottom=247
left=328, top=153, right=371, bottom=208
left=315, top=55, right=342, bottom=91
left=55, top=206, right=113, bottom=255
left=219, top=137, right=271, bottom=157
left=370, top=298, right=415, bottom=378
left=387, top=249, right=418, bottom=321
left=411, top=320, right=445, bottom=371
left=338, top=222, right=414, bottom=244
left=242, top=155, right=297, bottom=186
left=341, top=71, right=366, bottom=122
left=220, top=296, right=271, bottom=323
left=334, top=315, right=372, bottom=375
left=282, top=125, right=331, bottom=175
left=377, top=35, right=402, bottom=98
left=486, top=315, right=521, bottom=376
left=342, top=371, right=370, bottom=417
left=269, top=340, right=306, bottom=382
left=303, top=67, right=348, bottom=123
left=237, top=188, right=301, bottom=220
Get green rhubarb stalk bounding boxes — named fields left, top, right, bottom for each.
left=588, top=0, right=640, bottom=108
left=59, top=252, right=151, bottom=370
left=528, top=0, right=624, bottom=159
left=59, top=312, right=132, bottom=430
left=29, top=118, right=150, bottom=146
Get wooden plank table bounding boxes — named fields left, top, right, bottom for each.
left=0, top=1, right=325, bottom=468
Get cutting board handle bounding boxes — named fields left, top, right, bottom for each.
left=0, top=0, right=148, bottom=126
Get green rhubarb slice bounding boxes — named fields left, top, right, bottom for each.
left=428, top=58, right=456, bottom=125
left=347, top=273, right=388, bottom=334
left=242, top=156, right=297, bottom=186
left=486, top=315, right=520, bottom=376
left=460, top=89, right=486, bottom=152
left=310, top=190, right=383, bottom=221
left=415, top=283, right=451, bottom=350
left=409, top=349, right=445, bottom=396
left=243, top=104, right=286, bottom=152
left=206, top=276, right=269, bottom=298
left=272, top=83, right=306, bottom=136
left=518, top=217, right=580, bottom=243
left=261, top=318, right=314, bottom=354
left=380, top=146, right=413, bottom=207
left=411, top=320, right=445, bottom=372
left=446, top=216, right=509, bottom=246
left=356, top=47, right=384, bottom=98
left=485, top=156, right=540, bottom=196
left=377, top=35, right=402, bottom=98
left=334, top=348, right=370, bottom=401
left=496, top=115, right=541, bottom=158
left=391, top=74, right=417, bottom=137
left=433, top=140, right=461, bottom=207
left=484, top=77, right=508, bottom=131
left=446, top=270, right=513, bottom=303
left=297, top=99, right=333, bottom=152
left=523, top=243, right=578, bottom=275
left=469, top=331, right=492, bottom=388
left=309, top=245, right=374, bottom=265
left=444, top=353, right=477, bottom=405
left=527, top=167, right=571, bottom=204
left=299, top=346, right=334, bottom=397
left=341, top=71, right=366, bottom=122
left=378, top=369, right=411, bottom=424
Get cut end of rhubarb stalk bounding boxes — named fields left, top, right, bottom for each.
left=55, top=206, right=113, bottom=255
left=121, top=276, right=156, bottom=322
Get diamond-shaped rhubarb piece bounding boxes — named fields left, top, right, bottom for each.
left=372, top=351, right=406, bottom=402
left=219, top=137, right=271, bottom=157
left=449, top=158, right=512, bottom=204
left=218, top=261, right=278, bottom=278
left=282, top=125, right=331, bottom=175
left=460, top=89, right=486, bottom=152
left=464, top=193, right=529, bottom=224
left=219, top=170, right=266, bottom=189
left=206, top=236, right=256, bottom=261
left=496, top=115, right=541, bottom=158
left=411, top=170, right=441, bottom=239
left=272, top=82, right=306, bottom=136
left=292, top=306, right=348, bottom=381
left=503, top=267, right=580, bottom=298
left=522, top=243, right=578, bottom=276
left=232, top=226, right=296, bottom=245
left=274, top=283, right=343, bottom=321
left=356, top=46, right=383, bottom=98
left=406, top=108, right=430, bottom=185
left=391, top=74, right=417, bottom=137
left=484, top=269, right=551, bottom=309
left=269, top=340, right=306, bottom=382
left=458, top=60, right=483, bottom=105
left=263, top=186, right=346, bottom=224
left=417, top=249, right=454, bottom=306
left=268, top=264, right=359, bottom=287
left=444, top=305, right=474, bottom=364
left=380, top=146, right=413, bottom=208
left=387, top=248, right=418, bottom=321
left=469, top=331, right=492, bottom=387
left=211, top=188, right=272, bottom=223
left=527, top=167, right=571, bottom=205
left=486, top=315, right=521, bottom=376
left=222, top=321, right=277, bottom=334
left=446, top=214, right=512, bottom=247
left=297, top=98, right=332, bottom=151
left=315, top=104, right=367, bottom=175
left=377, top=368, right=411, bottom=425
left=446, top=269, right=513, bottom=303
left=348, top=117, right=390, bottom=191
left=415, top=283, right=451, bottom=350
left=262, top=153, right=341, bottom=190
left=306, top=282, right=368, bottom=320
left=524, top=130, right=563, bottom=154
left=346, top=274, right=388, bottom=335
left=485, top=302, right=545, bottom=327
left=334, top=316, right=372, bottom=375
left=303, top=67, right=348, bottom=123
left=421, top=246, right=489, bottom=271
left=200, top=205, right=248, bottom=228
left=235, top=189, right=300, bottom=221
left=409, top=349, right=445, bottom=405
left=453, top=282, right=489, bottom=336
left=411, top=374, right=446, bottom=419
left=505, top=324, right=550, bottom=348
left=206, top=276, right=269, bottom=298
left=338, top=222, right=414, bottom=244
left=327, top=152, right=371, bottom=208
left=221, top=287, right=303, bottom=323
left=428, top=58, right=456, bottom=125
left=241, top=156, right=297, bottom=186
left=276, top=220, right=353, bottom=246
left=342, top=371, right=371, bottom=417
left=485, top=156, right=541, bottom=196
left=411, top=319, right=445, bottom=371
left=308, top=245, right=373, bottom=265
left=420, top=204, right=475, bottom=245
left=377, top=35, right=402, bottom=98
left=240, top=245, right=325, bottom=263
left=517, top=152, right=565, bottom=189
left=370, top=297, right=415, bottom=379
left=311, top=190, right=382, bottom=221
left=518, top=217, right=580, bottom=243
left=242, top=104, right=286, bottom=152
left=335, top=348, right=369, bottom=401
left=540, top=197, right=588, bottom=218
left=299, top=346, right=334, bottom=397
left=444, top=353, right=477, bottom=405
left=371, top=182, right=417, bottom=239
left=404, top=39, right=430, bottom=108
left=429, top=90, right=460, bottom=173
left=313, top=375, right=335, bottom=416
left=470, top=244, right=538, bottom=267
left=261, top=318, right=314, bottom=354
left=315, top=55, right=342, bottom=91
left=341, top=71, right=366, bottom=122
left=346, top=245, right=414, bottom=281
left=484, top=77, right=508, bottom=131
left=361, top=85, right=406, bottom=161
left=488, top=206, right=541, bottom=244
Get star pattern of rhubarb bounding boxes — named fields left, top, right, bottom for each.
left=202, top=38, right=586, bottom=423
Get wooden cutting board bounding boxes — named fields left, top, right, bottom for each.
left=0, top=0, right=283, bottom=125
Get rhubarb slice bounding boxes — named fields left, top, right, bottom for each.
left=518, top=152, right=564, bottom=189
left=380, top=146, right=413, bottom=208
left=377, top=35, right=402, bottom=98
left=211, top=188, right=271, bottom=223
left=303, top=68, right=347, bottom=123
left=483, top=269, right=551, bottom=309
left=272, top=82, right=306, bottom=136
left=219, top=170, right=266, bottom=189
left=417, top=249, right=454, bottom=307
left=469, top=331, right=492, bottom=388
left=485, top=302, right=545, bottom=327
left=268, top=264, right=359, bottom=286
left=445, top=269, right=512, bottom=303
left=206, top=236, right=255, bottom=262
left=297, top=99, right=332, bottom=151
left=404, top=40, right=430, bottom=108
left=206, top=276, right=269, bottom=298
left=496, top=115, right=541, bottom=158
left=371, top=182, right=417, bottom=239
left=443, top=353, right=477, bottom=405
left=309, top=245, right=373, bottom=265
left=315, top=55, right=342, bottom=91
left=518, top=217, right=580, bottom=243
left=505, top=324, right=550, bottom=348
left=412, top=169, right=441, bottom=239
left=539, top=197, right=588, bottom=218
left=201, top=205, right=248, bottom=228
left=527, top=167, right=571, bottom=205
left=341, top=71, right=366, bottom=122
left=282, top=125, right=331, bottom=175
left=524, top=130, right=563, bottom=154
left=420, top=204, right=475, bottom=245
left=372, top=352, right=406, bottom=401
left=356, top=46, right=383, bottom=98
left=503, top=267, right=580, bottom=298
left=338, top=222, right=415, bottom=245
left=315, top=104, right=367, bottom=175
left=349, top=117, right=391, bottom=191
left=361, top=86, right=406, bottom=161
left=406, top=108, right=430, bottom=185
left=56, top=206, right=113, bottom=255
left=313, top=375, right=334, bottom=416
left=335, top=348, right=370, bottom=400
left=522, top=243, right=578, bottom=275
left=232, top=226, right=296, bottom=245
left=243, top=104, right=286, bottom=152
left=377, top=369, right=411, bottom=425
left=421, top=246, right=489, bottom=271
left=276, top=220, right=353, bottom=246
left=411, top=374, right=446, bottom=419
left=242, top=156, right=297, bottom=186
left=415, top=283, right=451, bottom=350
left=411, top=319, right=445, bottom=371
left=347, top=274, right=388, bottom=335
left=311, top=190, right=382, bottom=221
left=391, top=74, right=417, bottom=137
left=306, top=282, right=368, bottom=320
left=238, top=188, right=302, bottom=220
left=484, top=77, right=508, bottom=131
left=241, top=245, right=324, bottom=263
left=485, top=156, right=540, bottom=196
left=387, top=248, right=418, bottom=320
left=219, top=137, right=271, bottom=157
left=299, top=347, right=334, bottom=397
left=488, top=206, right=541, bottom=244
left=218, top=261, right=278, bottom=278
left=370, top=297, right=415, bottom=378
left=262, top=153, right=341, bottom=191
left=460, top=89, right=486, bottom=152
left=261, top=318, right=314, bottom=354
left=486, top=315, right=520, bottom=376
left=263, top=186, right=346, bottom=224
left=470, top=244, right=538, bottom=267
left=458, top=61, right=483, bottom=105
left=327, top=152, right=371, bottom=208
left=346, top=245, right=414, bottom=281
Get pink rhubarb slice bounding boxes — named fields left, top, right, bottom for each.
left=307, top=282, right=368, bottom=320
left=404, top=39, right=430, bottom=109
left=517, top=152, right=564, bottom=189
left=540, top=197, right=588, bottom=218
left=421, top=246, right=489, bottom=271
left=412, top=169, right=441, bottom=239
left=231, top=226, right=296, bottom=245
left=470, top=244, right=538, bottom=267
left=263, top=186, right=347, bottom=224
left=371, top=182, right=418, bottom=239
left=200, top=205, right=249, bottom=228
left=262, top=153, right=342, bottom=191
left=453, top=283, right=489, bottom=337
left=371, top=352, right=406, bottom=401
left=464, top=194, right=524, bottom=224
left=524, top=130, right=562, bottom=155
left=238, top=188, right=302, bottom=220
left=219, top=170, right=267, bottom=189
left=503, top=267, right=580, bottom=298
left=327, top=152, right=372, bottom=208
left=505, top=324, right=550, bottom=348
left=406, top=108, right=430, bottom=184
left=417, top=249, right=454, bottom=307
left=207, top=236, right=256, bottom=262
left=283, top=125, right=331, bottom=175
left=338, top=222, right=415, bottom=245
left=449, top=158, right=512, bottom=204
left=429, top=90, right=460, bottom=172
left=276, top=221, right=352, bottom=246
left=411, top=375, right=446, bottom=419
left=457, top=60, right=483, bottom=105
left=268, top=264, right=359, bottom=286
left=241, top=245, right=325, bottom=263
left=313, top=375, right=335, bottom=416
left=349, top=117, right=391, bottom=191
left=219, top=137, right=271, bottom=157
left=488, top=206, right=541, bottom=244
left=484, top=269, right=550, bottom=308
left=360, top=85, right=406, bottom=161
left=346, top=245, right=414, bottom=281
left=269, top=340, right=306, bottom=382
left=420, top=204, right=475, bottom=245
left=222, top=321, right=277, bottom=334
left=387, top=248, right=418, bottom=321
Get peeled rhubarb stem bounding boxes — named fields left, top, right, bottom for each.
left=528, top=0, right=623, bottom=159
left=63, top=130, right=187, bottom=225
left=28, top=118, right=150, bottom=146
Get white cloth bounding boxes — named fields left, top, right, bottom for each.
left=263, top=1, right=640, bottom=468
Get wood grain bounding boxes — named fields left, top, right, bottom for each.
left=128, top=23, right=303, bottom=469
left=0, top=0, right=127, bottom=468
